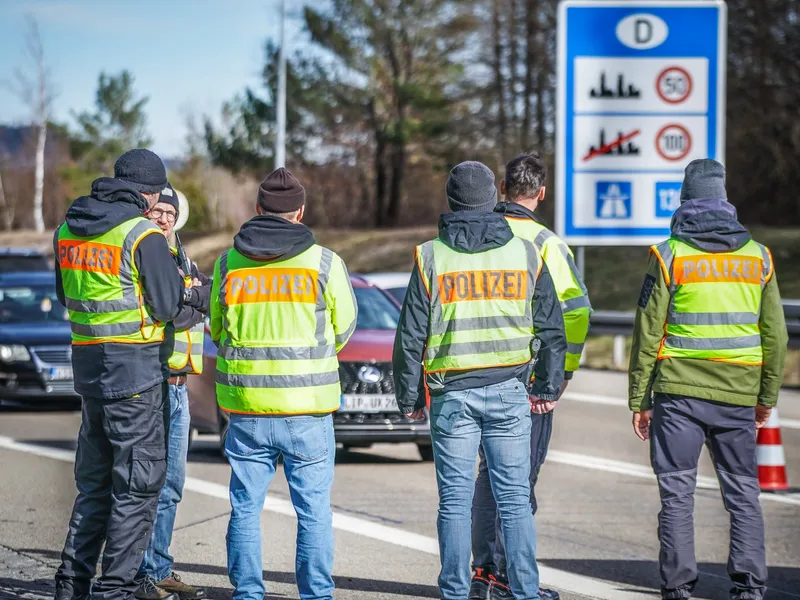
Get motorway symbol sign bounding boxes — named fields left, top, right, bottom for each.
left=556, top=1, right=727, bottom=246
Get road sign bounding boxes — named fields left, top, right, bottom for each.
left=556, top=1, right=727, bottom=246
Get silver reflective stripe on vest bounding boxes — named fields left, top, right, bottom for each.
left=420, top=241, right=440, bottom=324
left=430, top=315, right=531, bottom=335
left=218, top=250, right=231, bottom=333
left=668, top=311, right=759, bottom=326
left=561, top=295, right=591, bottom=313
left=65, top=219, right=158, bottom=315
left=520, top=238, right=539, bottom=318
left=533, top=228, right=555, bottom=248
left=425, top=336, right=531, bottom=360
left=664, top=334, right=761, bottom=350
left=758, top=243, right=771, bottom=284
left=216, top=370, right=340, bottom=388
left=567, top=342, right=585, bottom=355
left=219, top=344, right=336, bottom=361
left=173, top=339, right=190, bottom=354
left=334, top=258, right=357, bottom=346
left=315, top=248, right=335, bottom=347
left=653, top=241, right=674, bottom=288
left=70, top=321, right=143, bottom=337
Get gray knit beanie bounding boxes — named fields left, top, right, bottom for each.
left=680, top=158, right=727, bottom=202
left=114, top=149, right=168, bottom=194
left=446, top=161, right=497, bottom=213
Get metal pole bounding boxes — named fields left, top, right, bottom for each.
left=275, top=0, right=287, bottom=169
left=576, top=246, right=586, bottom=280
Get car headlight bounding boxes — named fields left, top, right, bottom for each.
left=0, top=345, right=31, bottom=363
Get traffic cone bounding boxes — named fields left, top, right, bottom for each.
left=756, top=408, right=790, bottom=493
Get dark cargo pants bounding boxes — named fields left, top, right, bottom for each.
left=56, top=382, right=170, bottom=600
left=650, top=394, right=767, bottom=600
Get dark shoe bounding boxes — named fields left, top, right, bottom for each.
left=54, top=580, right=89, bottom=600
left=134, top=577, right=178, bottom=600
left=489, top=574, right=561, bottom=600
left=156, top=573, right=206, bottom=600
left=469, top=567, right=492, bottom=600
left=538, top=588, right=560, bottom=600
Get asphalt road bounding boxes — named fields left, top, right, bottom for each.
left=1, top=370, right=799, bottom=600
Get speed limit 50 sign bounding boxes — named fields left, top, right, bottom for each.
left=557, top=1, right=727, bottom=246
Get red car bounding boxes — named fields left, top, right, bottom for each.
left=188, top=277, right=433, bottom=461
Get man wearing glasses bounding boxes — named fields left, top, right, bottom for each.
left=135, top=184, right=211, bottom=600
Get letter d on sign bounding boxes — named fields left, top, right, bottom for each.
left=616, top=13, right=668, bottom=50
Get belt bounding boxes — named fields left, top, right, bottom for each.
left=168, top=375, right=188, bottom=386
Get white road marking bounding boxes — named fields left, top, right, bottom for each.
left=564, top=392, right=800, bottom=430
left=0, top=435, right=655, bottom=600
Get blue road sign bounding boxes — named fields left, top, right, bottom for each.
left=556, top=1, right=727, bottom=246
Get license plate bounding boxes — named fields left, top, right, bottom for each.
left=49, top=366, right=73, bottom=381
left=339, top=394, right=398, bottom=413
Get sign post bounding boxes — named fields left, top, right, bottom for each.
left=556, top=0, right=727, bottom=247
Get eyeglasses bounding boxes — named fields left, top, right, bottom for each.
left=149, top=208, right=177, bottom=223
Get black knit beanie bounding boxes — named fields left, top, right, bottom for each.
left=446, top=161, right=497, bottom=213
left=680, top=159, right=727, bottom=202
left=158, top=183, right=179, bottom=214
left=258, top=168, right=306, bottom=212
left=114, top=149, right=168, bottom=194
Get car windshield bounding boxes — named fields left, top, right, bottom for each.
left=385, top=287, right=407, bottom=305
left=0, top=284, right=68, bottom=323
left=354, top=287, right=400, bottom=330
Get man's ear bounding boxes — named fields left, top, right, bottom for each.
left=255, top=202, right=263, bottom=216
left=538, top=186, right=547, bottom=203
left=297, top=205, right=306, bottom=222
left=500, top=180, right=507, bottom=197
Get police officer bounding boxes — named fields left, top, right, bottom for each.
left=470, top=152, right=592, bottom=600
left=629, top=159, right=788, bottom=600
left=209, top=168, right=357, bottom=600
left=135, top=184, right=210, bottom=600
left=53, top=149, right=193, bottom=600
left=393, top=161, right=567, bottom=600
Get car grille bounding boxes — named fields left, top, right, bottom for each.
left=338, top=362, right=394, bottom=394
left=44, top=380, right=77, bottom=394
left=31, top=346, right=71, bottom=365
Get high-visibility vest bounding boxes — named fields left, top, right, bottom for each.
left=504, top=216, right=592, bottom=372
left=56, top=218, right=166, bottom=345
left=650, top=238, right=773, bottom=366
left=167, top=248, right=205, bottom=375
left=416, top=236, right=542, bottom=373
left=214, top=245, right=344, bottom=415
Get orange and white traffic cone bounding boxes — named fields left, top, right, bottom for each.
left=756, top=408, right=790, bottom=493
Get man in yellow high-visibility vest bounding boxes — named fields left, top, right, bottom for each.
left=210, top=168, right=357, bottom=600
left=393, top=161, right=566, bottom=600
left=629, top=159, right=788, bottom=600
left=53, top=149, right=192, bottom=600
left=136, top=184, right=210, bottom=600
left=470, top=152, right=591, bottom=600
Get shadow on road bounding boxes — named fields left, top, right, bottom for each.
left=15, top=439, right=77, bottom=451
left=0, top=577, right=54, bottom=600
left=542, top=559, right=800, bottom=600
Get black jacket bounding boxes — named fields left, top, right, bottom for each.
left=392, top=212, right=567, bottom=413
left=54, top=178, right=185, bottom=399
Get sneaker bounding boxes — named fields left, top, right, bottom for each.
left=54, top=580, right=89, bottom=600
left=469, top=567, right=492, bottom=600
left=156, top=573, right=206, bottom=600
left=488, top=574, right=561, bottom=600
left=134, top=577, right=178, bottom=600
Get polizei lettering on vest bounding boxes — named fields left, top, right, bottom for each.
left=438, top=269, right=526, bottom=304
left=674, top=255, right=761, bottom=286
left=58, top=240, right=120, bottom=275
left=225, top=267, right=318, bottom=305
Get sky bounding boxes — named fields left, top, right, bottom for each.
left=0, top=0, right=314, bottom=158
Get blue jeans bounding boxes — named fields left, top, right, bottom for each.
left=138, top=383, right=190, bottom=582
left=430, top=378, right=540, bottom=600
left=472, top=410, right=554, bottom=574
left=225, top=413, right=335, bottom=600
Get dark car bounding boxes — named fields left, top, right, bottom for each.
left=188, top=277, right=432, bottom=460
left=0, top=271, right=79, bottom=405
left=0, top=248, right=51, bottom=273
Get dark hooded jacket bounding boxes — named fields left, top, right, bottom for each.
left=629, top=199, right=788, bottom=410
left=392, top=212, right=567, bottom=413
left=54, top=178, right=185, bottom=399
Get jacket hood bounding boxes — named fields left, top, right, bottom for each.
left=494, top=201, right=548, bottom=226
left=437, top=211, right=513, bottom=253
left=233, top=215, right=316, bottom=262
left=670, top=198, right=751, bottom=253
left=65, top=177, right=149, bottom=237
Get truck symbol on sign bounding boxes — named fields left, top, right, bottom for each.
left=590, top=71, right=641, bottom=99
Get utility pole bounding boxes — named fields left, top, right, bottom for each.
left=275, top=0, right=287, bottom=169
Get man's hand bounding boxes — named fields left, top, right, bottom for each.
left=405, top=408, right=426, bottom=421
left=530, top=396, right=556, bottom=414
left=755, top=405, right=773, bottom=429
left=632, top=410, right=652, bottom=441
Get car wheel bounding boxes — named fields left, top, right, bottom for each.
left=218, top=410, right=230, bottom=460
left=417, top=443, right=434, bottom=462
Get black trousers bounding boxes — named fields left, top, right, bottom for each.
left=56, top=382, right=169, bottom=600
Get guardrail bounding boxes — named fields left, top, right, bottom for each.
left=589, top=301, right=800, bottom=367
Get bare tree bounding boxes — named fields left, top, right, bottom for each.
left=7, top=16, right=53, bottom=233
